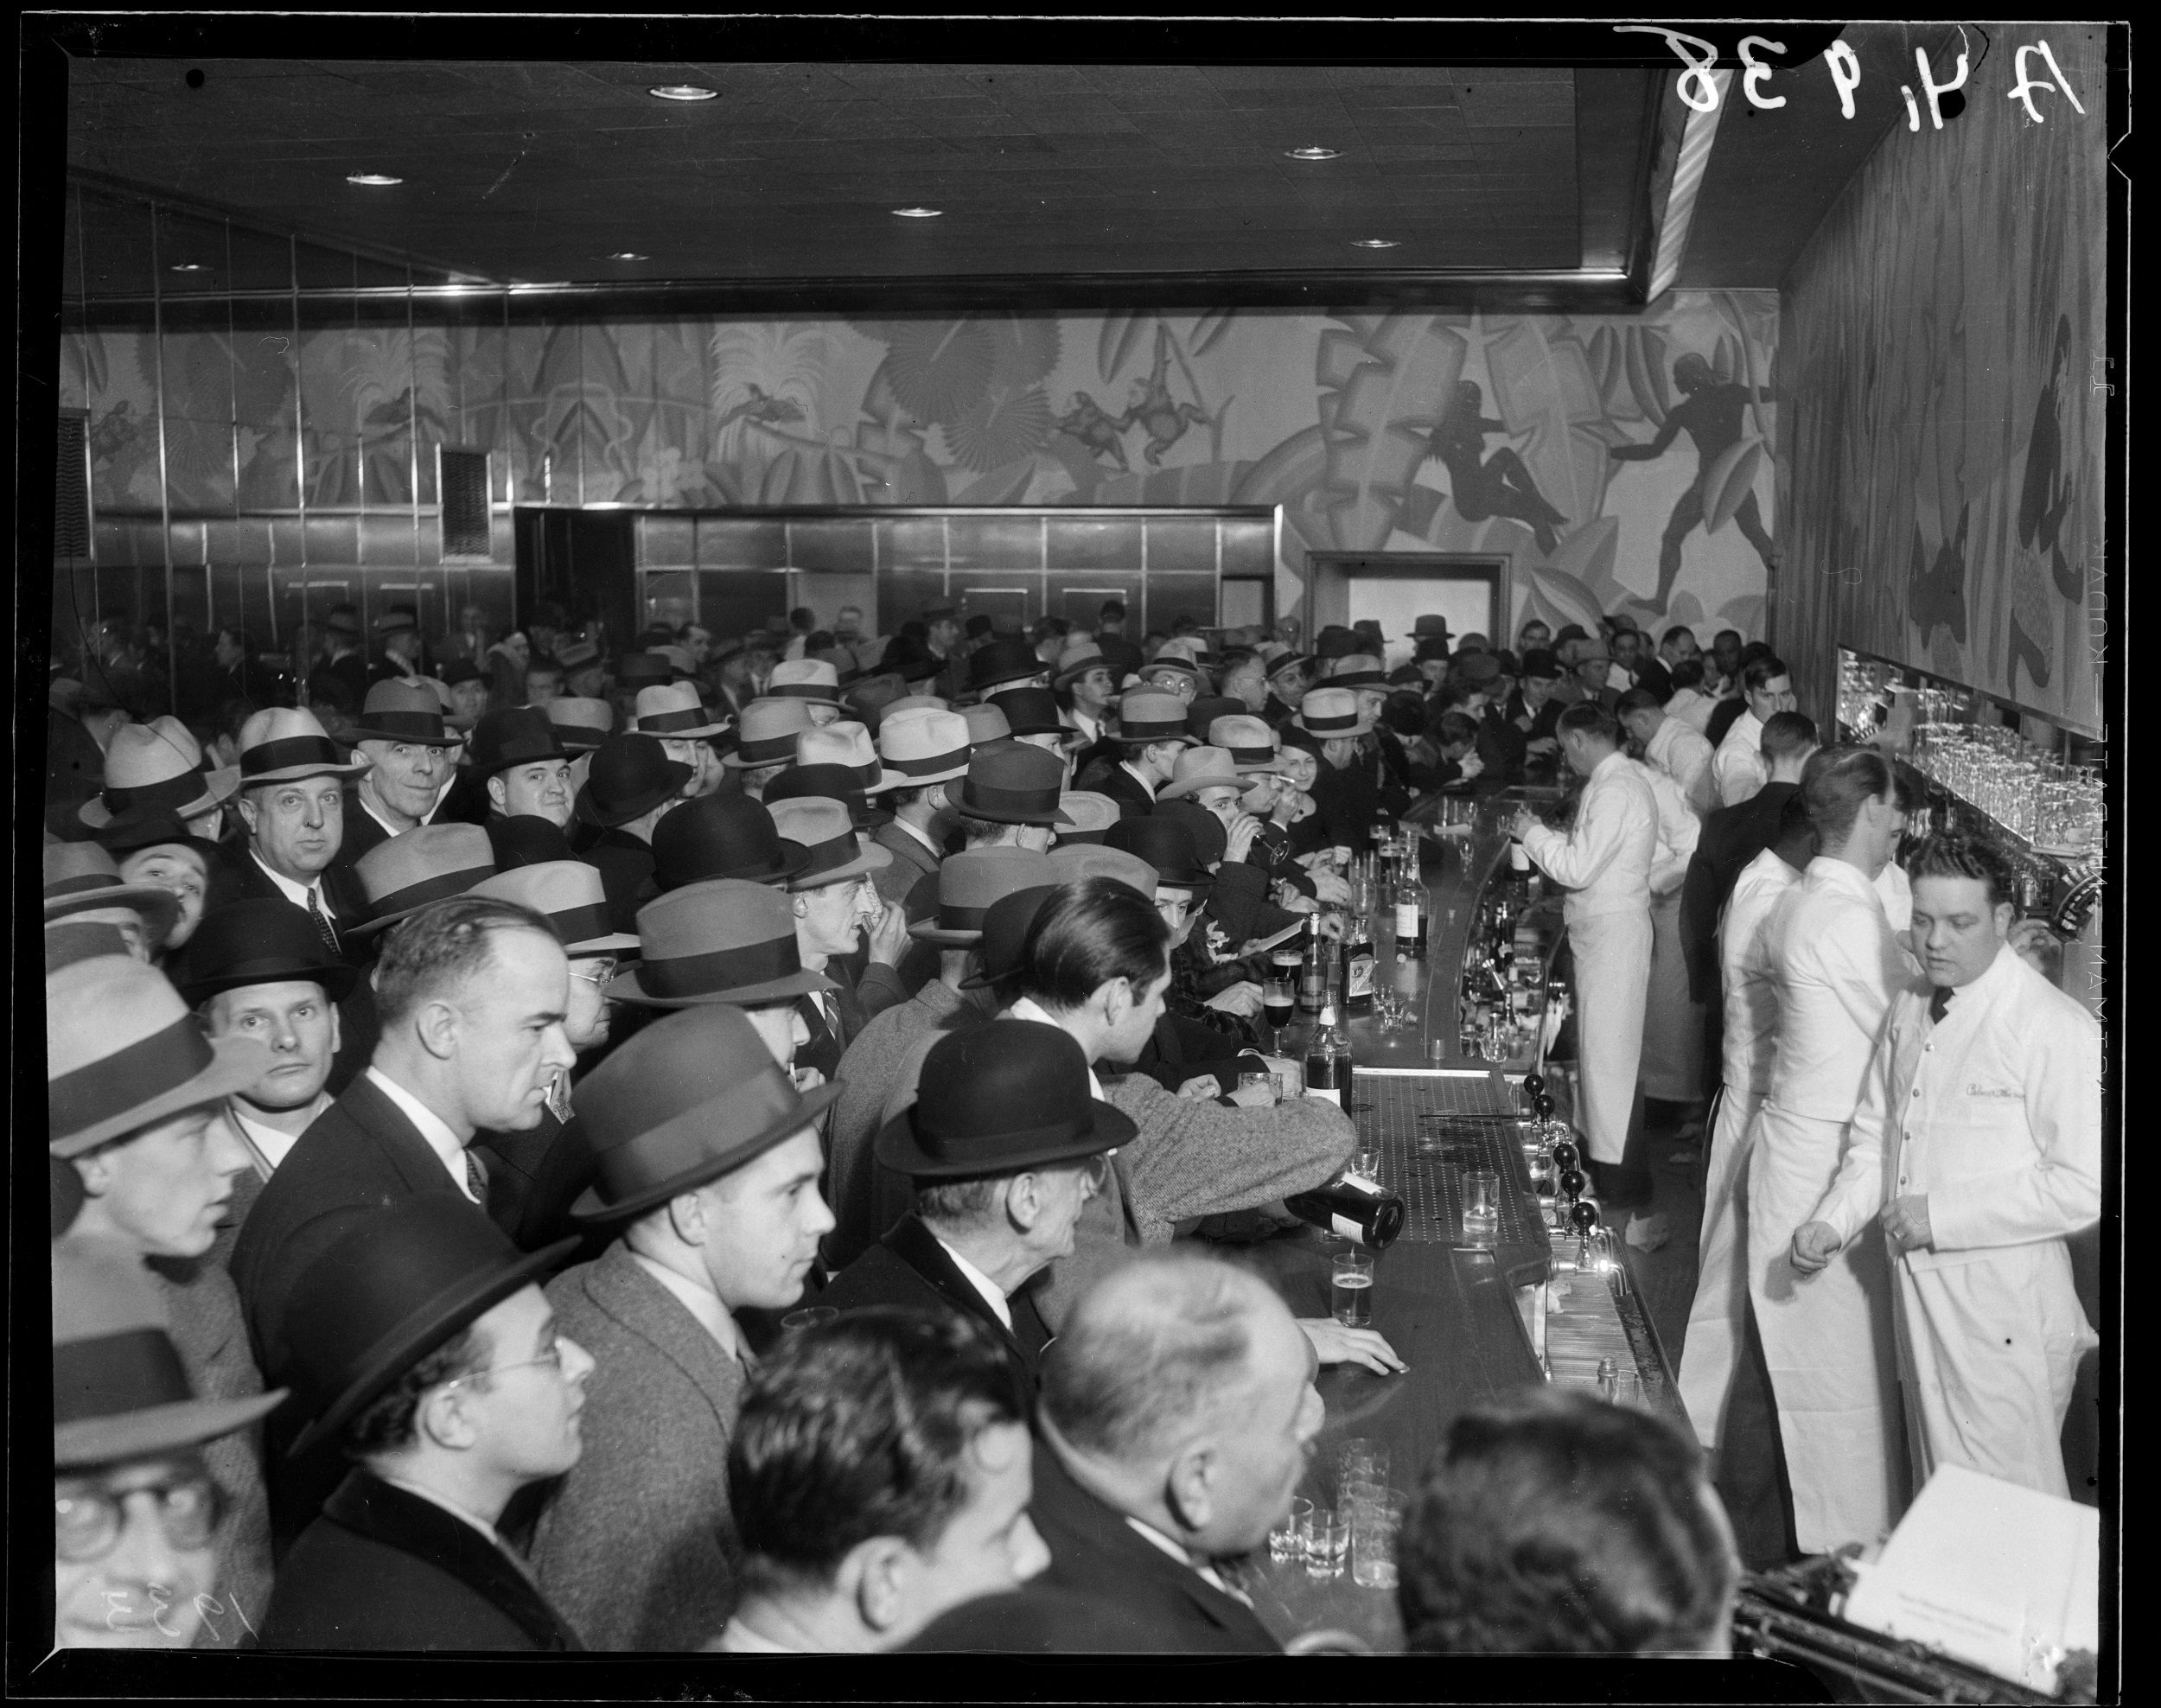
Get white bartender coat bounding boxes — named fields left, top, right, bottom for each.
left=1679, top=846, right=1801, bottom=1448
left=1713, top=709, right=1769, bottom=807
left=1807, top=940, right=2100, bottom=1497
left=1634, top=759, right=1705, bottom=1100
left=1520, top=750, right=1657, bottom=1164
left=1646, top=715, right=1717, bottom=818
left=1745, top=856, right=1915, bottom=1552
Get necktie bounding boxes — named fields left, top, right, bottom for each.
left=1928, top=985, right=1954, bottom=1024
left=464, top=1146, right=489, bottom=1205
left=305, top=886, right=341, bottom=959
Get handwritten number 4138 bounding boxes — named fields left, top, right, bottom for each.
left=1616, top=28, right=2087, bottom=130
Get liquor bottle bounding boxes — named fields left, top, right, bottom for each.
left=1284, top=1169, right=1406, bottom=1251
left=1297, top=929, right=1327, bottom=1015
left=1395, top=881, right=1428, bottom=960
left=1304, top=1004, right=1347, bottom=1106
left=1344, top=913, right=1375, bottom=1013
left=1509, top=835, right=1532, bottom=876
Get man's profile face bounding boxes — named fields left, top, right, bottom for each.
left=1611, top=632, right=1641, bottom=669
left=698, top=1128, right=834, bottom=1310
left=1102, top=958, right=1172, bottom=1063
left=240, top=778, right=344, bottom=880
left=449, top=928, right=576, bottom=1131
left=890, top=1417, right=1050, bottom=1645
left=1190, top=1303, right=1325, bottom=1557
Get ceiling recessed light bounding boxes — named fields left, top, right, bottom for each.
left=648, top=84, right=718, bottom=102
left=347, top=172, right=403, bottom=188
left=1286, top=146, right=1342, bottom=161
left=892, top=206, right=943, bottom=219
left=609, top=252, right=649, bottom=261
left=1353, top=239, right=1400, bottom=249
left=169, top=262, right=209, bottom=273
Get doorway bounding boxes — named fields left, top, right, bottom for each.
left=1304, top=552, right=1508, bottom=659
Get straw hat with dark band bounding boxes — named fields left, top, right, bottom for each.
left=347, top=824, right=499, bottom=939
left=79, top=716, right=239, bottom=828
left=724, top=699, right=816, bottom=768
left=1293, top=685, right=1374, bottom=738
left=632, top=684, right=730, bottom=741
left=875, top=710, right=972, bottom=790
left=344, top=680, right=462, bottom=748
left=469, top=860, right=641, bottom=955
left=235, top=706, right=370, bottom=786
left=907, top=847, right=1061, bottom=946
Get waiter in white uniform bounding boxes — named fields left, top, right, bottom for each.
left=1748, top=747, right=1914, bottom=1553
left=1680, top=794, right=1816, bottom=1453
left=1794, top=834, right=2100, bottom=1498
left=1712, top=657, right=1798, bottom=808
left=1513, top=703, right=1657, bottom=1185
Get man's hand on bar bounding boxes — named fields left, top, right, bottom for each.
left=1297, top=1319, right=1408, bottom=1374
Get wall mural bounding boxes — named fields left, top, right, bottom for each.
left=1777, top=24, right=2104, bottom=732
left=61, top=289, right=1779, bottom=641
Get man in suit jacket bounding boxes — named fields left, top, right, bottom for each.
left=573, top=732, right=693, bottom=933
left=262, top=1196, right=590, bottom=1651
left=762, top=795, right=897, bottom=1080
left=865, top=708, right=972, bottom=913
left=910, top=1252, right=1313, bottom=1653
left=1080, top=690, right=1193, bottom=819
left=527, top=1004, right=842, bottom=1650
left=821, top=1019, right=1127, bottom=1386
left=1678, top=711, right=1819, bottom=1007
left=330, top=680, right=465, bottom=882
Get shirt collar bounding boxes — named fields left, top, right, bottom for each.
left=375, top=1471, right=502, bottom=1548
left=1004, top=997, right=1106, bottom=1098
left=932, top=1235, right=1013, bottom=1330
left=250, top=850, right=331, bottom=913
left=365, top=1067, right=478, bottom=1201
left=225, top=1093, right=332, bottom=1176
left=1804, top=854, right=1886, bottom=906
left=893, top=815, right=943, bottom=857
left=716, top=1616, right=797, bottom=1653
left=357, top=789, right=411, bottom=840
left=1119, top=759, right=1158, bottom=800
left=1122, top=1515, right=1252, bottom=1606
left=1589, top=748, right=1630, bottom=784
left=629, top=1251, right=746, bottom=1363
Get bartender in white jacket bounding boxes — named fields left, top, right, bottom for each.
left=1747, top=746, right=1915, bottom=1554
left=1712, top=657, right=1799, bottom=808
left=1512, top=703, right=1658, bottom=1189
left=1794, top=835, right=2100, bottom=1499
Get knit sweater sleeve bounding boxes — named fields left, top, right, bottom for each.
left=1103, top=1074, right=1354, bottom=1245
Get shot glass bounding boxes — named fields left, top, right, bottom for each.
left=1350, top=1489, right=1408, bottom=1589
left=1269, top=1495, right=1313, bottom=1565
left=781, top=1306, right=838, bottom=1333
left=1600, top=1367, right=1646, bottom=1410
left=1330, top=1250, right=1374, bottom=1328
left=1348, top=1147, right=1382, bottom=1182
left=1304, top=1506, right=1349, bottom=1581
left=1428, top=1036, right=1450, bottom=1068
left=1462, top=1168, right=1501, bottom=1246
left=1337, top=1439, right=1391, bottom=1494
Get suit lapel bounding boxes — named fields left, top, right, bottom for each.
left=340, top=1073, right=472, bottom=1198
left=883, top=1215, right=1036, bottom=1371
left=586, top=1245, right=746, bottom=1425
left=326, top=1469, right=583, bottom=1650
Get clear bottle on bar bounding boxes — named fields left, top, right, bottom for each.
left=1394, top=879, right=1427, bottom=960
left=1298, top=927, right=1327, bottom=1014
left=1285, top=1169, right=1406, bottom=1250
left=1304, top=1003, right=1346, bottom=1106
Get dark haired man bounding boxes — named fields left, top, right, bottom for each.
left=1399, top=1387, right=1739, bottom=1654
left=1664, top=655, right=1716, bottom=735
left=716, top=1310, right=1050, bottom=1652
left=1712, top=656, right=1798, bottom=807
left=1794, top=835, right=2099, bottom=1498
left=1093, top=601, right=1143, bottom=685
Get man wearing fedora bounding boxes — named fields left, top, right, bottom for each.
left=263, top=1196, right=590, bottom=1650
left=1297, top=686, right=1384, bottom=856
left=866, top=708, right=972, bottom=912
left=93, top=810, right=223, bottom=965
left=50, top=952, right=284, bottom=1646
left=316, top=605, right=371, bottom=711
left=628, top=683, right=730, bottom=800
left=574, top=733, right=694, bottom=934
left=334, top=679, right=468, bottom=879
left=768, top=795, right=908, bottom=1064
left=77, top=713, right=239, bottom=846
left=51, top=1235, right=287, bottom=1651
left=526, top=1005, right=841, bottom=1650
left=206, top=705, right=373, bottom=956
left=768, top=658, right=847, bottom=725
left=724, top=698, right=817, bottom=800
left=1082, top=689, right=1195, bottom=819
left=1053, top=640, right=1121, bottom=772
left=43, top=840, right=182, bottom=968
left=714, top=1310, right=1050, bottom=1654
left=368, top=606, right=426, bottom=687
left=824, top=851, right=1061, bottom=1270
left=824, top=1020, right=1125, bottom=1387
left=465, top=706, right=576, bottom=832
left=967, top=636, right=1049, bottom=704
left=990, top=687, right=1088, bottom=790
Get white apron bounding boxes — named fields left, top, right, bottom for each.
left=1566, top=906, right=1652, bottom=1165
left=1679, top=1083, right=1762, bottom=1449
left=1744, top=1100, right=1909, bottom=1553
left=1640, top=890, right=1705, bottom=1102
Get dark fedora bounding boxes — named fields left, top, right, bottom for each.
left=172, top=897, right=358, bottom=1006
left=485, top=813, right=578, bottom=870
left=92, top=807, right=226, bottom=862
left=439, top=657, right=485, bottom=689
left=908, top=847, right=1060, bottom=946
left=1184, top=695, right=1244, bottom=742
left=570, top=1004, right=845, bottom=1224
left=1106, top=813, right=1213, bottom=891
left=372, top=606, right=419, bottom=637
left=1456, top=651, right=1503, bottom=687
left=615, top=652, right=676, bottom=691
left=468, top=707, right=567, bottom=778
left=957, top=883, right=1061, bottom=992
left=574, top=733, right=693, bottom=829
left=346, top=679, right=460, bottom=747
left=652, top=792, right=809, bottom=889
left=956, top=741, right=1074, bottom=827
left=875, top=1021, right=1135, bottom=1178
left=986, top=686, right=1074, bottom=742
left=609, top=879, right=835, bottom=1007
left=54, top=1233, right=285, bottom=1469
left=764, top=762, right=892, bottom=831
left=886, top=642, right=947, bottom=685
left=968, top=638, right=1046, bottom=698
left=1152, top=797, right=1228, bottom=870
left=349, top=824, right=499, bottom=938
left=282, top=1195, right=577, bottom=1458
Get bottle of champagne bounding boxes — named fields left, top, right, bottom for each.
left=1304, top=1004, right=1346, bottom=1106
left=1285, top=1169, right=1406, bottom=1250
left=1344, top=912, right=1375, bottom=1012
left=1395, top=880, right=1428, bottom=960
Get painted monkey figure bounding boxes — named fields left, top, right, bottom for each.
left=1425, top=379, right=1570, bottom=557
left=1124, top=326, right=1209, bottom=467
left=1058, top=392, right=1131, bottom=470
left=1609, top=353, right=1778, bottom=605
left=717, top=382, right=806, bottom=430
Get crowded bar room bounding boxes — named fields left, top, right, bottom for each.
left=24, top=14, right=2120, bottom=1697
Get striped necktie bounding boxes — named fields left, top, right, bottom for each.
left=305, top=885, right=341, bottom=959
left=464, top=1146, right=489, bottom=1205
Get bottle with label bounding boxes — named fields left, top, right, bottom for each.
left=1395, top=881, right=1428, bottom=960
left=1284, top=1169, right=1406, bottom=1250
left=1304, top=1004, right=1347, bottom=1106
left=1344, top=913, right=1375, bottom=1012
left=1298, top=929, right=1327, bottom=1015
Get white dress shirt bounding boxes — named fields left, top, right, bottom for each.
left=1068, top=708, right=1102, bottom=747
left=1629, top=758, right=1702, bottom=896
left=712, top=1617, right=795, bottom=1653
left=1666, top=687, right=1715, bottom=735
left=1762, top=858, right=1915, bottom=1122
left=1718, top=848, right=1802, bottom=1095
left=933, top=1236, right=1013, bottom=1330
left=1005, top=997, right=1107, bottom=1098
left=250, top=851, right=341, bottom=921
left=1518, top=749, right=1657, bottom=922
left=1712, top=710, right=1769, bottom=807
left=629, top=1252, right=748, bottom=1364
left=224, top=1092, right=334, bottom=1178
left=1645, top=715, right=1716, bottom=817
left=365, top=1067, right=481, bottom=1204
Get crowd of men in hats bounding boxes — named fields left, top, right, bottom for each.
left=62, top=583, right=2082, bottom=1660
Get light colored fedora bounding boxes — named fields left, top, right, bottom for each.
left=1207, top=713, right=1291, bottom=772
left=545, top=696, right=615, bottom=751
left=80, top=716, right=239, bottom=828
left=469, top=859, right=641, bottom=955
left=875, top=709, right=972, bottom=790
left=959, top=702, right=1011, bottom=746
left=348, top=824, right=498, bottom=937
left=632, top=683, right=730, bottom=741
left=609, top=879, right=837, bottom=1008
left=766, top=796, right=893, bottom=889
left=1047, top=842, right=1158, bottom=899
left=1294, top=685, right=1374, bottom=738
left=907, top=847, right=1061, bottom=946
left=797, top=721, right=902, bottom=793
left=1156, top=745, right=1248, bottom=802
left=723, top=698, right=816, bottom=768
left=235, top=706, right=370, bottom=786
left=767, top=659, right=845, bottom=708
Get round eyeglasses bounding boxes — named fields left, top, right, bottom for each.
left=436, top=1335, right=574, bottom=1396
left=55, top=1475, right=223, bottom=1564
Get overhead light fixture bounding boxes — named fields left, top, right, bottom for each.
left=892, top=206, right=943, bottom=219
left=648, top=84, right=717, bottom=102
left=609, top=252, right=649, bottom=261
left=1286, top=146, right=1341, bottom=161
left=169, top=262, right=209, bottom=273
left=1352, top=239, right=1400, bottom=249
left=347, top=172, right=403, bottom=187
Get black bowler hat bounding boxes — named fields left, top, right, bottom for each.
left=875, top=1021, right=1135, bottom=1178
left=886, top=641, right=946, bottom=685
left=1184, top=695, right=1244, bottom=742
left=957, top=741, right=1074, bottom=827
left=92, top=806, right=226, bottom=862
left=764, top=762, right=893, bottom=831
left=570, top=1004, right=845, bottom=1224
left=486, top=813, right=578, bottom=870
left=957, top=883, right=1060, bottom=992
left=653, top=792, right=809, bottom=890
left=1106, top=813, right=1214, bottom=891
left=968, top=638, right=1045, bottom=697
left=282, top=1195, right=577, bottom=1458
left=615, top=653, right=675, bottom=691
left=574, top=733, right=693, bottom=829
left=172, top=897, right=358, bottom=1006
left=468, top=707, right=567, bottom=778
